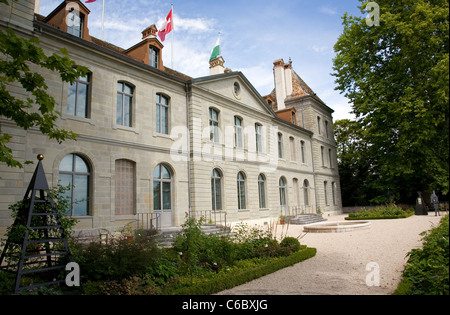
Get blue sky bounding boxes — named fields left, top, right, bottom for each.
left=39, top=0, right=365, bottom=121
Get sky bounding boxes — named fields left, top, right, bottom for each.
left=38, top=0, right=366, bottom=121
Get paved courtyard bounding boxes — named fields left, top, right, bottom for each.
left=218, top=213, right=444, bottom=295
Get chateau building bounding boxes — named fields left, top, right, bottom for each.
left=0, top=0, right=342, bottom=236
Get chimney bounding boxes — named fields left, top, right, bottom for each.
left=35, top=0, right=41, bottom=14
left=210, top=56, right=225, bottom=75
left=273, top=58, right=294, bottom=110
left=142, top=24, right=158, bottom=40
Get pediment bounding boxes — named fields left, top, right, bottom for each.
left=191, top=72, right=275, bottom=116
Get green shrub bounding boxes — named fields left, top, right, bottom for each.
left=71, top=232, right=160, bottom=282
left=394, top=215, right=449, bottom=295
left=281, top=237, right=301, bottom=252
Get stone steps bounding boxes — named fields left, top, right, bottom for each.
left=288, top=214, right=327, bottom=225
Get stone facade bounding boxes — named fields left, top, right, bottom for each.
left=0, top=0, right=342, bottom=237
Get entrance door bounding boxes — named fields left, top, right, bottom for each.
left=153, top=164, right=173, bottom=228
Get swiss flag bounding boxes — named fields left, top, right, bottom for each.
left=158, top=9, right=173, bottom=42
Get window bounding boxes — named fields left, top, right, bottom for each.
left=117, top=82, right=133, bottom=127
left=153, top=164, right=172, bottom=212
left=211, top=169, right=222, bottom=211
left=237, top=172, right=246, bottom=210
left=258, top=174, right=266, bottom=209
left=156, top=94, right=169, bottom=134
left=279, top=177, right=287, bottom=207
left=278, top=133, right=283, bottom=159
left=233, top=82, right=241, bottom=97
left=317, top=116, right=321, bottom=135
left=67, top=74, right=90, bottom=118
left=324, top=181, right=329, bottom=206
left=234, top=116, right=243, bottom=149
left=115, top=160, right=135, bottom=215
left=150, top=46, right=159, bottom=68
left=209, top=108, right=220, bottom=143
left=290, top=137, right=296, bottom=161
left=300, top=140, right=306, bottom=163
left=67, top=10, right=83, bottom=38
left=321, top=146, right=325, bottom=166
left=303, top=180, right=310, bottom=206
left=325, top=120, right=329, bottom=138
left=332, top=182, right=337, bottom=206
left=329, top=148, right=333, bottom=168
left=255, top=124, right=263, bottom=153
left=59, top=154, right=90, bottom=216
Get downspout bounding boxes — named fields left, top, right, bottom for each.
left=185, top=82, right=192, bottom=216
left=309, top=134, right=318, bottom=214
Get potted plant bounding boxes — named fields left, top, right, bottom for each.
left=121, top=224, right=134, bottom=243
left=279, top=214, right=287, bottom=225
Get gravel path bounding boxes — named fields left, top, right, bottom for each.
left=218, top=213, right=444, bottom=295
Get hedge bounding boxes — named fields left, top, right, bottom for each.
left=167, top=246, right=317, bottom=295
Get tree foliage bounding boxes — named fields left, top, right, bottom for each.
left=333, top=0, right=449, bottom=203
left=1, top=9, right=88, bottom=167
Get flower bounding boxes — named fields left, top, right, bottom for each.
left=179, top=252, right=183, bottom=256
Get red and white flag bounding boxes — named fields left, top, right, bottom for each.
left=158, top=9, right=173, bottom=42
left=85, top=0, right=96, bottom=3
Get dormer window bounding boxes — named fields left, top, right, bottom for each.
left=149, top=46, right=159, bottom=68
left=67, top=9, right=84, bottom=38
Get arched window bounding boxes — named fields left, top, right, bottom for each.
left=156, top=94, right=169, bottom=134
left=59, top=154, right=90, bottom=216
left=303, top=179, right=310, bottom=207
left=153, top=164, right=172, bottom=212
left=211, top=169, right=222, bottom=211
left=237, top=172, right=246, bottom=210
left=258, top=174, right=266, bottom=209
left=279, top=177, right=287, bottom=207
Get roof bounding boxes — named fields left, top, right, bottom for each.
left=264, top=68, right=334, bottom=114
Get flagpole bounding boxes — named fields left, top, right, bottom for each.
left=101, top=0, right=105, bottom=40
left=171, top=3, right=174, bottom=69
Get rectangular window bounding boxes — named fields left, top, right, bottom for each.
left=278, top=133, right=283, bottom=159
left=156, top=94, right=169, bottom=134
left=67, top=11, right=83, bottom=38
left=324, top=181, right=329, bottom=206
left=67, top=74, right=90, bottom=118
left=117, top=82, right=133, bottom=127
left=115, top=160, right=135, bottom=215
left=290, top=137, right=296, bottom=161
left=150, top=46, right=159, bottom=68
left=256, top=124, right=263, bottom=153
left=209, top=108, right=220, bottom=143
left=258, top=178, right=266, bottom=209
left=234, top=117, right=243, bottom=149
left=300, top=141, right=306, bottom=163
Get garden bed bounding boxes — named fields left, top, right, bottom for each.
left=345, top=204, right=414, bottom=221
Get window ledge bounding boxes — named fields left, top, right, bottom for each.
left=62, top=114, right=96, bottom=126
left=113, top=124, right=139, bottom=134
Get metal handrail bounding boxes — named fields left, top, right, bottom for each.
left=136, top=212, right=161, bottom=231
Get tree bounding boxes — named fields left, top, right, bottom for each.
left=334, top=119, right=386, bottom=206
left=333, top=0, right=449, bottom=203
left=1, top=0, right=88, bottom=168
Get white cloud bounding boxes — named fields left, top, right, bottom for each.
left=318, top=5, right=339, bottom=16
